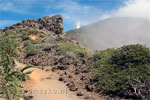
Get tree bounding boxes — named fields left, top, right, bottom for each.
left=93, top=44, right=150, bottom=99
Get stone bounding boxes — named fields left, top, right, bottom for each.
left=67, top=82, right=78, bottom=91
left=85, top=85, right=94, bottom=92
left=77, top=91, right=84, bottom=96
left=80, top=76, right=87, bottom=81
left=57, top=65, right=68, bottom=70
left=68, top=75, right=73, bottom=78
left=84, top=95, right=95, bottom=100
left=59, top=77, right=64, bottom=81
left=24, top=96, right=33, bottom=100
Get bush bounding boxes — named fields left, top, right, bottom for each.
left=0, top=37, right=18, bottom=58
left=39, top=34, right=45, bottom=38
left=57, top=43, right=90, bottom=59
left=21, top=33, right=29, bottom=41
left=4, top=30, right=16, bottom=36
left=55, top=37, right=64, bottom=42
left=25, top=46, right=38, bottom=57
left=92, top=44, right=150, bottom=99
left=30, top=40, right=42, bottom=44
left=0, top=37, right=33, bottom=100
left=92, top=48, right=115, bottom=68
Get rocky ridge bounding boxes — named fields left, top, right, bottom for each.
left=3, top=15, right=64, bottom=35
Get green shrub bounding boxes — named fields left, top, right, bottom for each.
left=4, top=30, right=16, bottom=36
left=0, top=37, right=34, bottom=100
left=24, top=40, right=31, bottom=46
left=57, top=43, right=90, bottom=59
left=92, top=48, right=115, bottom=68
left=39, top=34, right=45, bottom=38
left=0, top=37, right=18, bottom=58
left=16, top=28, right=30, bottom=34
left=55, top=37, right=64, bottom=42
left=54, top=37, right=69, bottom=44
left=4, top=30, right=20, bottom=39
left=30, top=40, right=42, bottom=44
left=25, top=46, right=38, bottom=56
left=21, top=33, right=29, bottom=41
left=92, top=44, right=150, bottom=98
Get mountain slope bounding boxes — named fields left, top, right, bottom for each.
left=0, top=15, right=103, bottom=100
left=66, top=17, right=150, bottom=50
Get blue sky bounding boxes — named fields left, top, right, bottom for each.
left=0, top=0, right=149, bottom=31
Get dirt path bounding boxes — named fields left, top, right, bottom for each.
left=23, top=67, right=82, bottom=100
left=14, top=60, right=82, bottom=100
left=15, top=60, right=105, bottom=100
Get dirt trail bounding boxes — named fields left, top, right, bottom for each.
left=14, top=60, right=82, bottom=100
left=24, top=68, right=82, bottom=100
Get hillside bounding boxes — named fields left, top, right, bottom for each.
left=0, top=15, right=150, bottom=100
left=0, top=15, right=103, bottom=100
left=66, top=17, right=150, bottom=50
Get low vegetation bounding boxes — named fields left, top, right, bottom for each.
left=92, top=44, right=150, bottom=99
left=25, top=46, right=39, bottom=57
left=21, top=33, right=29, bottom=41
left=30, top=39, right=42, bottom=44
left=57, top=43, right=91, bottom=60
left=0, top=37, right=34, bottom=100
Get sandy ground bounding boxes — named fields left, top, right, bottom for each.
left=14, top=60, right=106, bottom=100
left=23, top=67, right=82, bottom=100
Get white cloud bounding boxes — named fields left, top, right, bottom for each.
left=2, top=0, right=149, bottom=29
left=102, top=0, right=150, bottom=20
left=0, top=0, right=38, bottom=14
left=115, top=0, right=150, bottom=19
left=47, top=0, right=103, bottom=27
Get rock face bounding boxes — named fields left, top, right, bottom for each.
left=3, top=15, right=64, bottom=35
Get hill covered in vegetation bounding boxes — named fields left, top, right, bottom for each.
left=0, top=15, right=150, bottom=100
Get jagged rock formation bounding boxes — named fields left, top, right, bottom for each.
left=3, top=15, right=64, bottom=35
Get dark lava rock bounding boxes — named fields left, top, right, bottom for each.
left=74, top=69, right=80, bottom=75
left=3, top=15, right=64, bottom=35
left=80, top=76, right=87, bottom=81
left=77, top=91, right=84, bottom=96
left=58, top=55, right=76, bottom=65
left=45, top=69, right=50, bottom=72
left=59, top=77, right=64, bottom=81
left=85, top=84, right=94, bottom=92
left=24, top=96, right=33, bottom=100
left=67, top=82, right=78, bottom=91
left=57, top=65, right=68, bottom=70
left=84, top=95, right=95, bottom=100
left=68, top=75, right=73, bottom=78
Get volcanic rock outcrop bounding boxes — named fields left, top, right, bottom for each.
left=3, top=15, right=64, bottom=35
